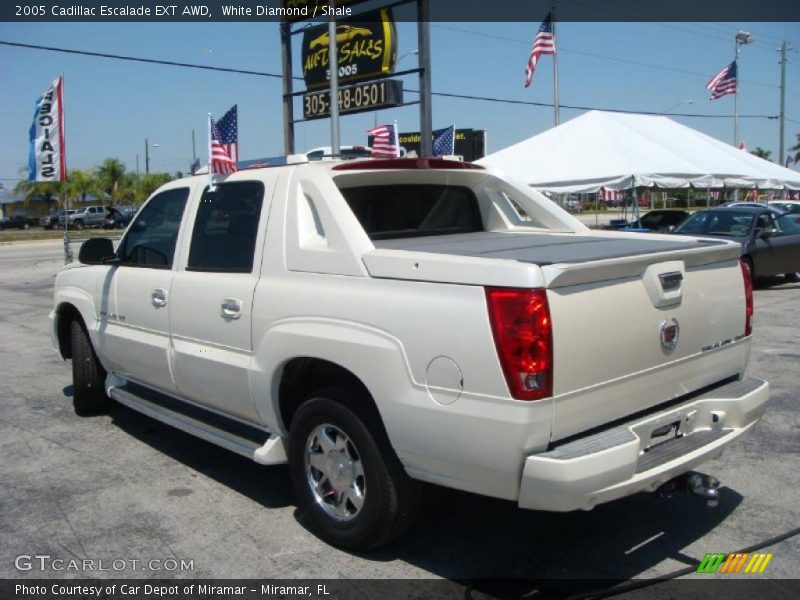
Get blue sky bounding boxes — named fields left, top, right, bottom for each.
left=1, top=20, right=798, bottom=185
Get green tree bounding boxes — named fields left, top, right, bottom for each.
left=134, top=173, right=172, bottom=204
left=750, top=147, right=772, bottom=161
left=790, top=134, right=800, bottom=164
left=65, top=169, right=100, bottom=206
left=13, top=168, right=61, bottom=213
left=95, top=158, right=127, bottom=202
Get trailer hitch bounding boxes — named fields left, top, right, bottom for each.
left=657, top=471, right=721, bottom=507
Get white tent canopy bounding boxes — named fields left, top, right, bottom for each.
left=477, top=110, right=800, bottom=193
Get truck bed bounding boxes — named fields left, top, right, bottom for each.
left=373, top=231, right=725, bottom=266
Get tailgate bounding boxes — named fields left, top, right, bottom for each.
left=543, top=246, right=749, bottom=441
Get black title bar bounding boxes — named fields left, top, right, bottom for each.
left=2, top=0, right=799, bottom=22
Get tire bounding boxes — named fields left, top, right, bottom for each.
left=23, top=223, right=30, bottom=230
left=288, top=387, right=421, bottom=550
left=70, top=319, right=108, bottom=415
left=73, top=220, right=84, bottom=230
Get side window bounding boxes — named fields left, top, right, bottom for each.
left=117, top=188, right=189, bottom=268
left=187, top=181, right=264, bottom=273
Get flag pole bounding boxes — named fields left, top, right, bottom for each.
left=551, top=1, right=560, bottom=126
left=394, top=120, right=400, bottom=157
left=60, top=73, right=72, bottom=264
left=207, top=113, right=214, bottom=190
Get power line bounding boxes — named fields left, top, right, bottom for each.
left=0, top=40, right=299, bottom=80
left=0, top=38, right=779, bottom=121
left=431, top=24, right=781, bottom=90
left=406, top=88, right=776, bottom=119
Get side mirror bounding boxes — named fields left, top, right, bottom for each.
left=78, top=238, right=116, bottom=265
left=758, top=228, right=778, bottom=239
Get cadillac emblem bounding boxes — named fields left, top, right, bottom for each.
left=660, top=318, right=680, bottom=352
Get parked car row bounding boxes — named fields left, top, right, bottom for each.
left=674, top=206, right=800, bottom=281
left=604, top=209, right=691, bottom=233
left=40, top=209, right=75, bottom=229
left=604, top=205, right=800, bottom=281
left=5, top=205, right=140, bottom=232
left=0, top=215, right=37, bottom=230
left=104, top=205, right=138, bottom=229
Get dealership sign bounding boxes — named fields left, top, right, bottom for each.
left=301, top=8, right=396, bottom=90
left=303, top=79, right=403, bottom=120
left=391, top=129, right=488, bottom=162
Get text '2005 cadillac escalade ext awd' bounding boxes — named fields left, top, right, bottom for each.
left=52, top=157, right=768, bottom=549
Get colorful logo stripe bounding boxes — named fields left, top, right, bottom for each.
left=697, top=552, right=773, bottom=574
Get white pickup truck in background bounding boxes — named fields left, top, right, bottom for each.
left=51, top=157, right=768, bottom=549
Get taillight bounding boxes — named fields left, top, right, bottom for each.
left=740, top=258, right=753, bottom=336
left=485, top=287, right=553, bottom=400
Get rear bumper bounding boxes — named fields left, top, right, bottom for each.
left=518, top=377, right=768, bottom=511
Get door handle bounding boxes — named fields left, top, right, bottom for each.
left=221, top=297, right=242, bottom=319
left=151, top=288, right=168, bottom=307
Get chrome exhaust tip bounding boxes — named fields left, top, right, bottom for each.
left=685, top=472, right=721, bottom=507
left=655, top=472, right=721, bottom=507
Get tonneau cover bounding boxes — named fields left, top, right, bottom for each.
left=373, top=231, right=724, bottom=266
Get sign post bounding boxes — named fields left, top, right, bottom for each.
left=327, top=0, right=340, bottom=155
left=417, top=0, right=432, bottom=156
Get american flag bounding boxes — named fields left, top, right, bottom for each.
left=524, top=13, right=555, bottom=88
left=432, top=125, right=456, bottom=156
left=599, top=188, right=622, bottom=201
left=367, top=123, right=399, bottom=158
left=706, top=62, right=737, bottom=100
left=209, top=105, right=238, bottom=175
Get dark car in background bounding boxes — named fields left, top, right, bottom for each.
left=0, top=215, right=35, bottom=230
left=769, top=201, right=800, bottom=215
left=674, top=206, right=800, bottom=281
left=40, top=209, right=75, bottom=230
left=605, top=209, right=691, bottom=233
left=103, top=205, right=138, bottom=229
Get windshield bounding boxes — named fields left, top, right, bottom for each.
left=675, top=211, right=754, bottom=237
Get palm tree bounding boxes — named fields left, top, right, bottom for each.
left=95, top=158, right=127, bottom=202
left=66, top=169, right=100, bottom=207
left=750, top=147, right=772, bottom=161
left=790, top=134, right=800, bottom=164
left=134, top=173, right=172, bottom=204
left=13, top=168, right=62, bottom=213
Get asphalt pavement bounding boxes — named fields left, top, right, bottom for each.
left=0, top=240, right=798, bottom=586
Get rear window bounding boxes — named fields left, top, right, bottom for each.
left=338, top=184, right=483, bottom=240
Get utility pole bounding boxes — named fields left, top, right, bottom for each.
left=551, top=0, right=560, bottom=126
left=418, top=0, right=433, bottom=156
left=145, top=138, right=150, bottom=174
left=281, top=21, right=294, bottom=155
left=779, top=41, right=787, bottom=167
left=734, top=30, right=754, bottom=147
left=328, top=0, right=340, bottom=155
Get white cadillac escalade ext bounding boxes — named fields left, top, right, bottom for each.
left=52, top=157, right=768, bottom=549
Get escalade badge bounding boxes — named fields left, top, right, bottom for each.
left=660, top=318, right=680, bottom=352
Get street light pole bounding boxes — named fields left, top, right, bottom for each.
left=734, top=30, right=754, bottom=147
left=779, top=40, right=787, bottom=167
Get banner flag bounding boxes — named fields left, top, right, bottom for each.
left=28, top=75, right=66, bottom=182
